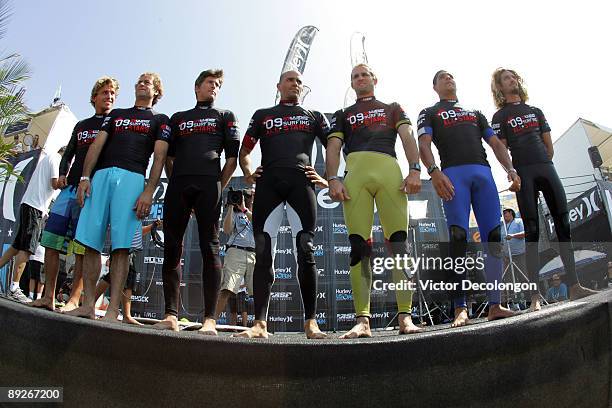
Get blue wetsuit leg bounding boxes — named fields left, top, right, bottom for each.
left=470, top=165, right=502, bottom=305
left=442, top=166, right=472, bottom=309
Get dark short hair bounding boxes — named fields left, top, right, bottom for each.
left=433, top=70, right=452, bottom=85
left=278, top=70, right=303, bottom=84
left=195, top=69, right=224, bottom=88
left=503, top=208, right=516, bottom=218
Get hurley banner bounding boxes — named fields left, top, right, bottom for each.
left=275, top=25, right=319, bottom=104
left=543, top=184, right=608, bottom=240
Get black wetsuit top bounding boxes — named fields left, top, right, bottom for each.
left=328, top=96, right=411, bottom=157
left=168, top=101, right=240, bottom=177
left=60, top=115, right=105, bottom=186
left=417, top=100, right=493, bottom=169
left=491, top=102, right=551, bottom=167
left=98, top=106, right=170, bottom=175
left=242, top=102, right=329, bottom=170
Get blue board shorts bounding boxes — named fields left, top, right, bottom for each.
left=75, top=167, right=144, bottom=253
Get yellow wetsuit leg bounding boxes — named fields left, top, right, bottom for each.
left=343, top=151, right=413, bottom=317
left=370, top=155, right=413, bottom=314
left=343, top=154, right=375, bottom=317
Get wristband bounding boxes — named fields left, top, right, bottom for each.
left=409, top=163, right=421, bottom=172
left=427, top=164, right=439, bottom=175
left=80, top=176, right=90, bottom=182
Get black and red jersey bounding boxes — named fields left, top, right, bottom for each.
left=417, top=100, right=493, bottom=169
left=98, top=106, right=170, bottom=175
left=242, top=102, right=329, bottom=170
left=491, top=102, right=551, bottom=167
left=60, top=114, right=105, bottom=186
left=168, top=101, right=240, bottom=177
left=328, top=96, right=411, bottom=158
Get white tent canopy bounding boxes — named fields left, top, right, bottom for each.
left=582, top=118, right=612, bottom=169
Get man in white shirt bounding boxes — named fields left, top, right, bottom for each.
left=0, top=148, right=62, bottom=303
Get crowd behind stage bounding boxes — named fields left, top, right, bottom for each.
left=1, top=65, right=609, bottom=338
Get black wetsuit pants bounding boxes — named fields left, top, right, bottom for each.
left=516, top=163, right=579, bottom=292
left=252, top=168, right=318, bottom=321
left=162, top=175, right=222, bottom=318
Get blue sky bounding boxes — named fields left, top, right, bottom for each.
left=5, top=0, right=611, bottom=184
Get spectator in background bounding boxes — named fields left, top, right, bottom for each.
left=216, top=189, right=255, bottom=324
left=501, top=208, right=527, bottom=280
left=32, top=135, right=41, bottom=150
left=12, top=135, right=24, bottom=153
left=227, top=279, right=250, bottom=326
left=546, top=273, right=568, bottom=303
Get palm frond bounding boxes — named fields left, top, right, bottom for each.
left=0, top=87, right=28, bottom=134
left=0, top=0, right=12, bottom=41
left=0, top=54, right=30, bottom=90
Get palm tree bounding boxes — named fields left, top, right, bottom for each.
left=0, top=0, right=30, bottom=180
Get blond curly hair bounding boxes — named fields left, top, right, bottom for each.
left=491, top=68, right=529, bottom=109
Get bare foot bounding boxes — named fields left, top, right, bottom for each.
left=61, top=305, right=95, bottom=319
left=339, top=316, right=371, bottom=339
left=30, top=297, right=55, bottom=311
left=569, top=284, right=598, bottom=301
left=101, top=309, right=122, bottom=324
left=398, top=313, right=424, bottom=335
left=451, top=307, right=469, bottom=327
left=152, top=315, right=179, bottom=332
left=487, top=304, right=516, bottom=321
left=529, top=294, right=541, bottom=312
left=304, top=318, right=327, bottom=339
left=123, top=316, right=144, bottom=326
left=198, top=318, right=218, bottom=336
left=58, top=300, right=80, bottom=313
left=233, top=320, right=269, bottom=338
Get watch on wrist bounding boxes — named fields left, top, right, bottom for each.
left=80, top=176, right=90, bottom=182
left=427, top=164, right=439, bottom=175
left=328, top=175, right=343, bottom=182
left=409, top=163, right=421, bottom=172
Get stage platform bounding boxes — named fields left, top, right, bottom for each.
left=1, top=289, right=611, bottom=407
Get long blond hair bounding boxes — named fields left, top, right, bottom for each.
left=491, top=68, right=529, bottom=109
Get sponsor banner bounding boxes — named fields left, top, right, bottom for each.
left=0, top=150, right=42, bottom=246
left=275, top=25, right=319, bottom=104
left=543, top=183, right=612, bottom=255
left=0, top=150, right=42, bottom=292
